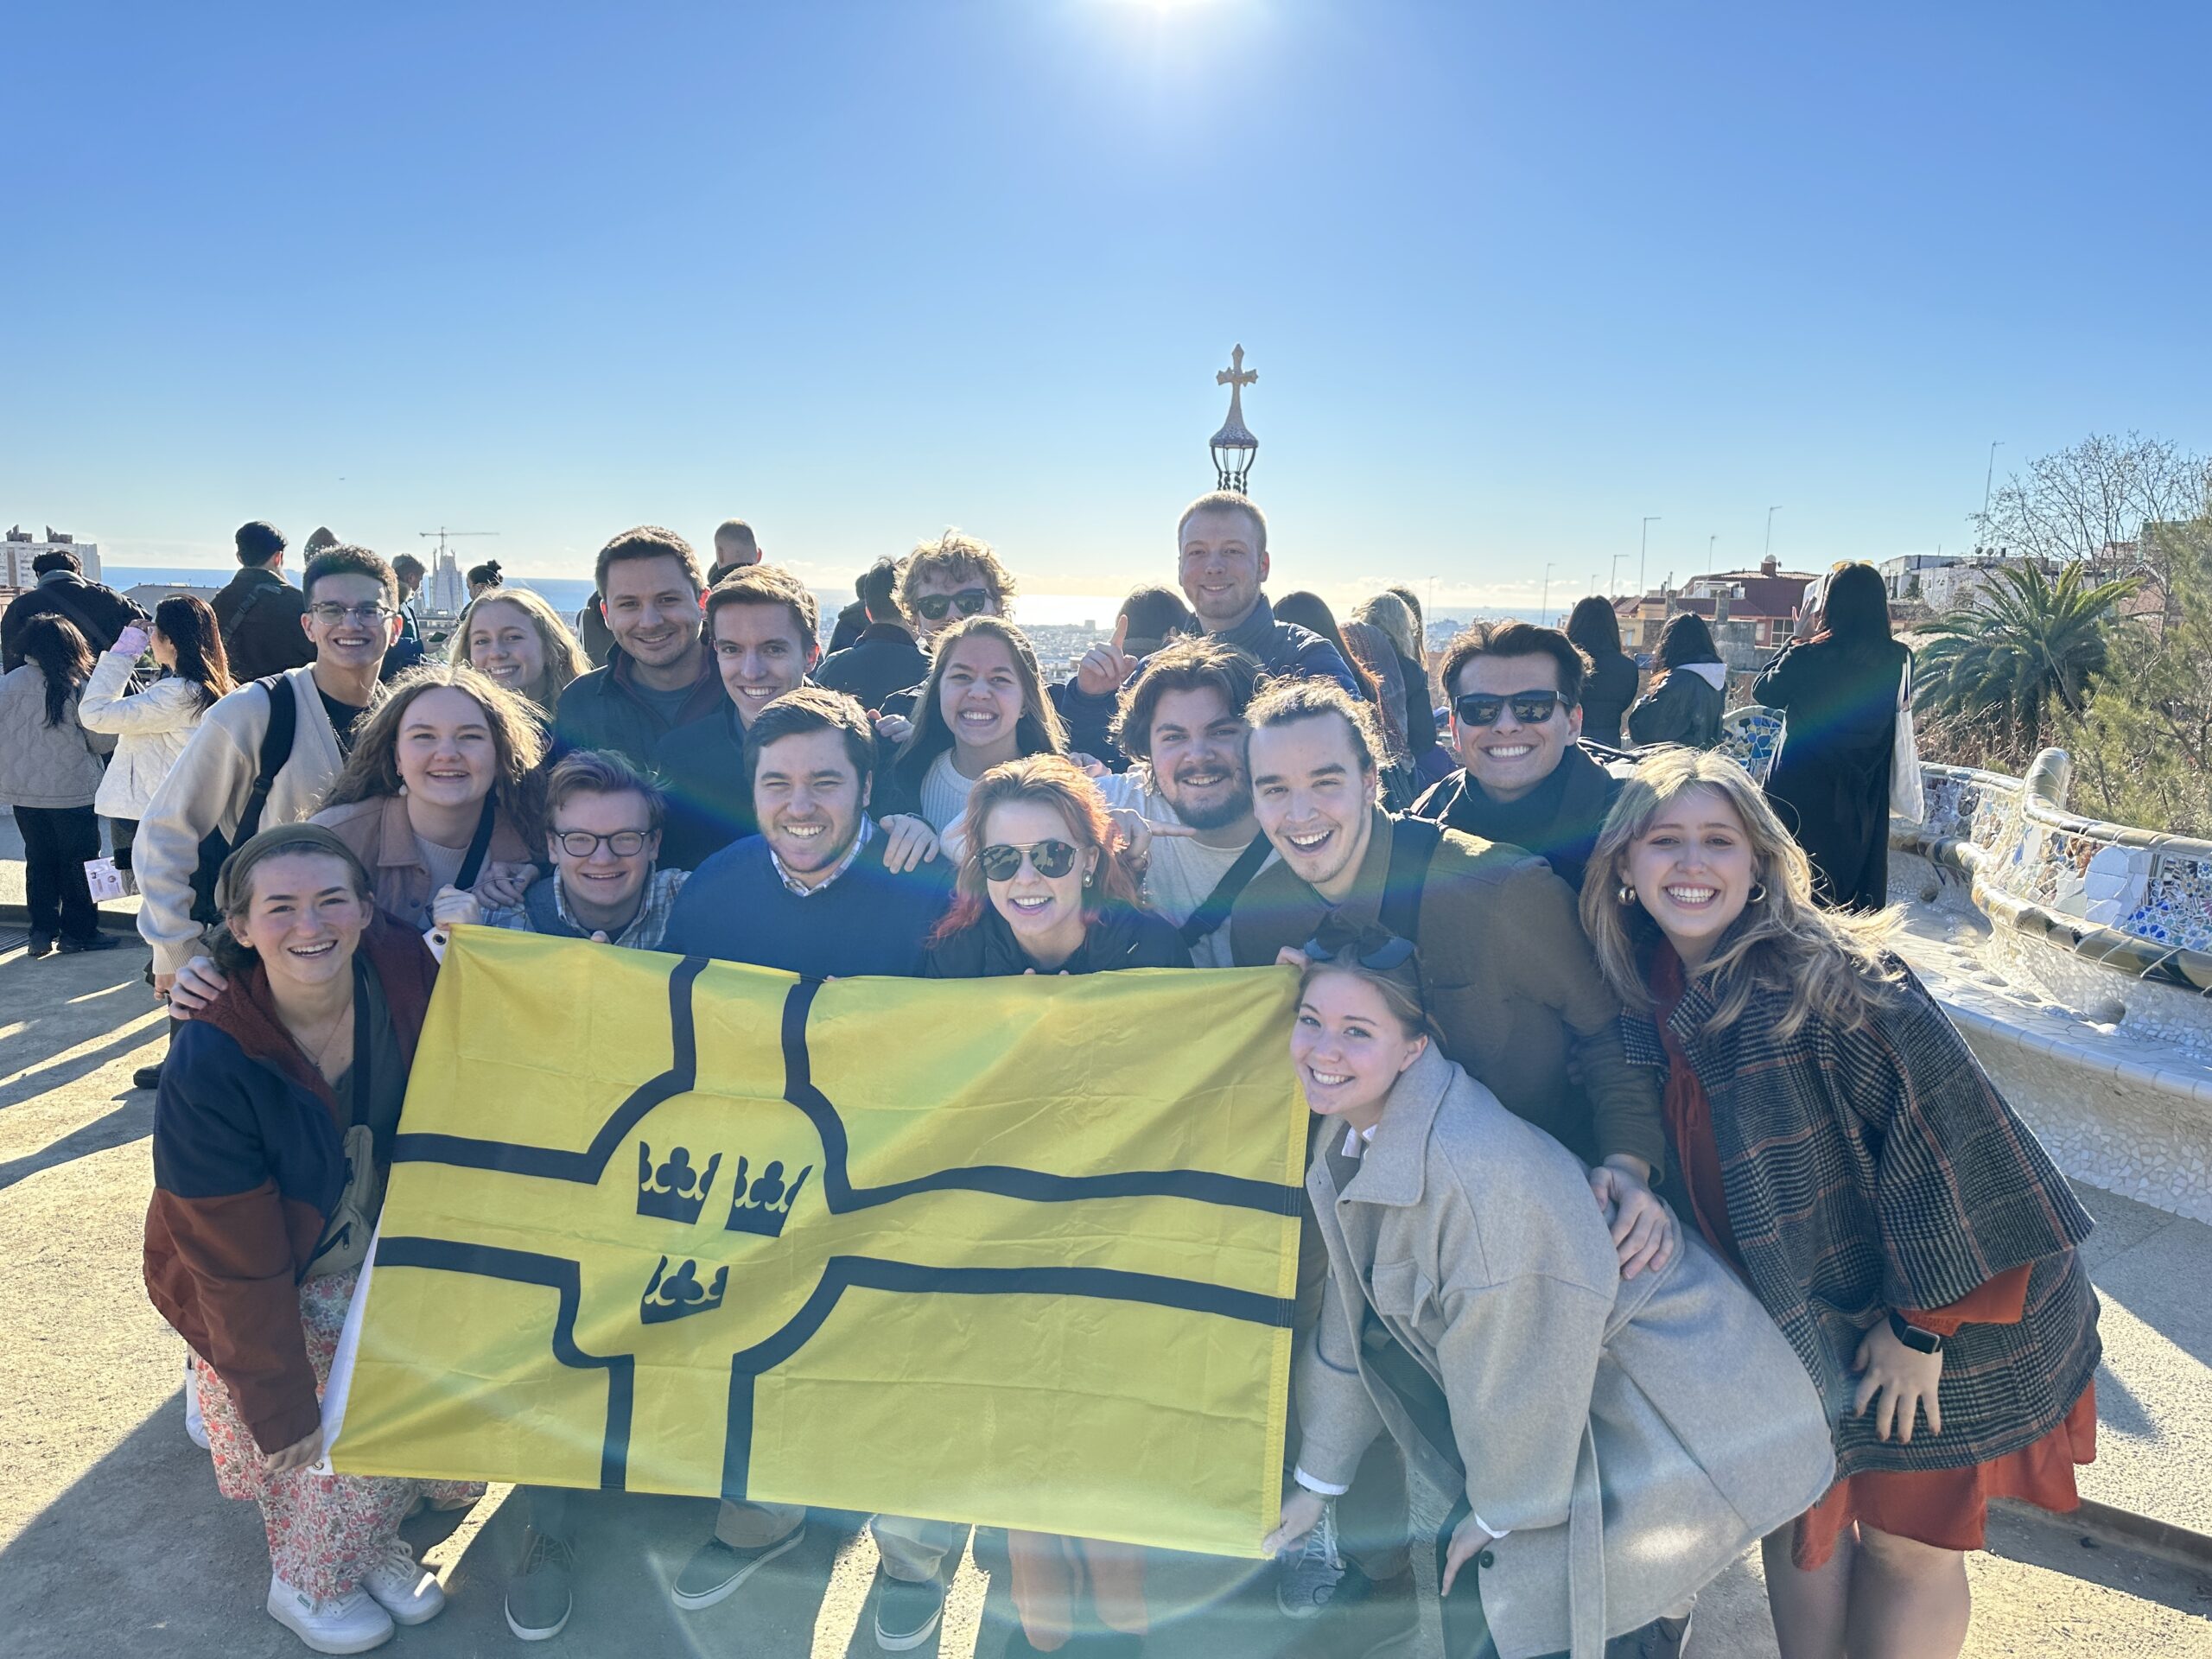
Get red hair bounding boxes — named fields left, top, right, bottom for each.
left=931, top=755, right=1142, bottom=942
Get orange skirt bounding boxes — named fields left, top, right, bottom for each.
left=1792, top=1381, right=2097, bottom=1569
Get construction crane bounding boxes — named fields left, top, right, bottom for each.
left=416, top=528, right=498, bottom=616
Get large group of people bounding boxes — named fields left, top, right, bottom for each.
left=0, top=492, right=2093, bottom=1659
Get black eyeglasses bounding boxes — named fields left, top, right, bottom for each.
left=308, top=602, right=397, bottom=625
left=1453, top=690, right=1565, bottom=728
left=1302, top=932, right=1415, bottom=971
left=555, top=830, right=649, bottom=858
left=913, top=587, right=991, bottom=622
left=978, top=839, right=1079, bottom=881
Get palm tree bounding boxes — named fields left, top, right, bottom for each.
left=1915, top=559, right=2139, bottom=755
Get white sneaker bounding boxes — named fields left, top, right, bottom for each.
left=182, top=1363, right=209, bottom=1452
left=361, top=1541, right=447, bottom=1626
left=265, top=1575, right=395, bottom=1654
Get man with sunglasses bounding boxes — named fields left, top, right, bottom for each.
left=1409, top=621, right=1632, bottom=894
left=865, top=529, right=1019, bottom=730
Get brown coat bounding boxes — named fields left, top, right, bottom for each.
left=312, top=792, right=536, bottom=931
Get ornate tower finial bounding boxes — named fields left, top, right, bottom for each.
left=1209, top=344, right=1259, bottom=493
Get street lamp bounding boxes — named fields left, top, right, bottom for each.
left=1764, top=505, right=1783, bottom=558
left=1541, top=562, right=1556, bottom=626
left=1980, top=441, right=2004, bottom=532
left=1610, top=553, right=1625, bottom=595
left=1209, top=345, right=1259, bottom=493
left=1638, top=516, right=1661, bottom=594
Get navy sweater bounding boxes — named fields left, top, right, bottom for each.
left=661, top=829, right=954, bottom=977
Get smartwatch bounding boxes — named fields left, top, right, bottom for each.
left=1888, top=1310, right=1943, bottom=1354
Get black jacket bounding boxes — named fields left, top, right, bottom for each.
left=826, top=600, right=868, bottom=656
left=652, top=702, right=758, bottom=871
left=1408, top=742, right=1629, bottom=894
left=552, top=648, right=725, bottom=772
left=3, top=573, right=148, bottom=669
left=817, top=624, right=930, bottom=713
left=211, top=568, right=314, bottom=683
left=1397, top=651, right=1441, bottom=761
left=1625, top=664, right=1726, bottom=750
left=924, top=899, right=1192, bottom=977
left=1578, top=650, right=1641, bottom=750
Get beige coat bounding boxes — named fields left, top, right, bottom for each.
left=1295, top=1045, right=1834, bottom=1659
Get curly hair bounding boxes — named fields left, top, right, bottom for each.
left=1580, top=747, right=1901, bottom=1041
left=897, top=528, right=1017, bottom=626
left=932, top=754, right=1142, bottom=941
left=450, top=587, right=591, bottom=711
left=315, top=663, right=547, bottom=840
left=1109, top=635, right=1259, bottom=763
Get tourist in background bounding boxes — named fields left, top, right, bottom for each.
left=817, top=556, right=929, bottom=712
left=310, top=664, right=544, bottom=932
left=708, top=518, right=765, bottom=584
left=454, top=583, right=591, bottom=718
left=391, top=554, right=427, bottom=643
left=1342, top=620, right=1416, bottom=791
left=1410, top=621, right=1628, bottom=895
left=143, top=827, right=474, bottom=1654
left=1566, top=595, right=1641, bottom=751
left=0, top=614, right=121, bottom=956
left=1755, top=560, right=1914, bottom=912
left=79, top=595, right=233, bottom=890
left=1584, top=749, right=2100, bottom=1659
left=553, top=526, right=722, bottom=772
left=466, top=559, right=505, bottom=601
left=1351, top=590, right=1446, bottom=788
left=2, top=544, right=147, bottom=669
left=1624, top=613, right=1726, bottom=750
left=878, top=614, right=1071, bottom=835
left=213, top=521, right=316, bottom=681
left=1113, top=584, right=1196, bottom=658
left=1267, top=944, right=1832, bottom=1659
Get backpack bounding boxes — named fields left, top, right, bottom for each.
left=188, top=675, right=300, bottom=925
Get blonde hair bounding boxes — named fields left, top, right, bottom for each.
left=450, top=587, right=591, bottom=711
left=898, top=528, right=1018, bottom=624
left=1351, top=591, right=1421, bottom=666
left=1580, top=748, right=1901, bottom=1041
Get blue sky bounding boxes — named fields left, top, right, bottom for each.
left=5, top=2, right=2205, bottom=612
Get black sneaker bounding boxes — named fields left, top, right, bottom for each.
left=505, top=1527, right=575, bottom=1641
left=60, top=933, right=124, bottom=953
left=871, top=1567, right=946, bottom=1652
left=27, top=936, right=56, bottom=959
left=133, top=1063, right=164, bottom=1091
left=671, top=1524, right=804, bottom=1611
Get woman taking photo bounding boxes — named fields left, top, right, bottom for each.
left=880, top=614, right=1071, bottom=836
left=1754, top=561, right=1914, bottom=912
left=1582, top=749, right=2099, bottom=1659
left=451, top=584, right=591, bottom=716
left=1268, top=939, right=1834, bottom=1659
left=1624, top=613, right=1726, bottom=751
left=0, top=613, right=120, bottom=956
left=311, top=664, right=545, bottom=932
left=1565, top=596, right=1639, bottom=751
left=143, top=825, right=478, bottom=1653
left=926, top=757, right=1185, bottom=1656
left=80, top=594, right=233, bottom=888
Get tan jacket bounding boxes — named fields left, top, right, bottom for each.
left=1295, top=1045, right=1834, bottom=1659
left=311, top=793, right=536, bottom=931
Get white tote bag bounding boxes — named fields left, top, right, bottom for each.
left=1890, top=661, right=1925, bottom=823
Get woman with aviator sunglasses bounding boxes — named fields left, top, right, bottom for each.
left=924, top=756, right=1184, bottom=1656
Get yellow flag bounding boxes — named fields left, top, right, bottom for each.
left=329, top=927, right=1305, bottom=1558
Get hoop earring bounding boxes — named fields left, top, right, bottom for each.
left=1747, top=881, right=1767, bottom=904
left=1616, top=883, right=1637, bottom=907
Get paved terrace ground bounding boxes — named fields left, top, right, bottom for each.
left=2, top=844, right=2208, bottom=1656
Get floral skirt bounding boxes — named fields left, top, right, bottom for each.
left=198, top=1268, right=481, bottom=1607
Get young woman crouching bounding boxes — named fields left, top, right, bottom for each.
left=1582, top=749, right=2099, bottom=1659
left=1268, top=942, right=1834, bottom=1658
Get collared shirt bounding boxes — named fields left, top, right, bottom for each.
left=482, top=866, right=690, bottom=951
left=768, top=813, right=874, bottom=898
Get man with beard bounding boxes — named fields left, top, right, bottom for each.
left=554, top=526, right=723, bottom=770
left=1092, top=637, right=1274, bottom=969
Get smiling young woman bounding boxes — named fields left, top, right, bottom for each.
left=1582, top=749, right=2100, bottom=1659
left=879, top=614, right=1071, bottom=835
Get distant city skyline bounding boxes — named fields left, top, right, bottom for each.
left=8, top=4, right=2205, bottom=615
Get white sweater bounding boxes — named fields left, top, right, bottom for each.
left=132, top=666, right=360, bottom=973
left=78, top=650, right=208, bottom=819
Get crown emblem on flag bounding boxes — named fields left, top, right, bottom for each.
left=637, top=1143, right=721, bottom=1224
left=725, top=1156, right=812, bottom=1238
left=640, top=1255, right=728, bottom=1325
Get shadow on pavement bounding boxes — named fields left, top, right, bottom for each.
left=0, top=1092, right=154, bottom=1192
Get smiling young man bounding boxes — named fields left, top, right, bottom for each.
left=133, top=547, right=404, bottom=1075
left=553, top=525, right=723, bottom=770
left=477, top=748, right=687, bottom=950
left=655, top=686, right=962, bottom=1653
left=1091, top=637, right=1275, bottom=968
left=1409, top=621, right=1632, bottom=894
left=1060, top=493, right=1359, bottom=763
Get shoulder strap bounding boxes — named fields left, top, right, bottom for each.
left=236, top=674, right=300, bottom=842
left=220, top=581, right=268, bottom=645
left=1177, top=832, right=1273, bottom=949
left=1377, top=814, right=1442, bottom=946
left=454, top=796, right=499, bottom=891
left=39, top=583, right=111, bottom=648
